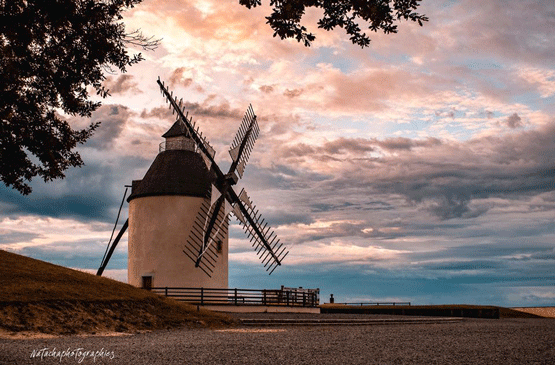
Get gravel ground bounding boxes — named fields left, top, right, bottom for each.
left=1, top=316, right=554, bottom=364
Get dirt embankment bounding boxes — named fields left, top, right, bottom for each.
left=512, top=307, right=555, bottom=318
left=0, top=250, right=236, bottom=337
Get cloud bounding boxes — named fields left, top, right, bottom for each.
left=373, top=137, right=442, bottom=151
left=259, top=85, right=274, bottom=93
left=140, top=106, right=173, bottom=120
left=505, top=112, right=523, bottom=128
left=81, top=105, right=131, bottom=149
left=141, top=98, right=243, bottom=121
left=283, top=88, right=303, bottom=98
left=168, top=67, right=194, bottom=87
left=264, top=121, right=555, bottom=220
left=103, top=75, right=140, bottom=95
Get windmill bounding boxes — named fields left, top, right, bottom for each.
left=97, top=78, right=288, bottom=289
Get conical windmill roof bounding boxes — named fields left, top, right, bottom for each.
left=127, top=123, right=213, bottom=202
left=162, top=120, right=188, bottom=138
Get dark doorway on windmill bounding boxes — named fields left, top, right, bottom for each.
left=216, top=240, right=223, bottom=253
left=142, top=276, right=152, bottom=290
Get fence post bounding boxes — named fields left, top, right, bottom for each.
left=165, top=287, right=168, bottom=297
left=263, top=290, right=266, bottom=305
left=201, top=287, right=204, bottom=306
left=234, top=288, right=238, bottom=305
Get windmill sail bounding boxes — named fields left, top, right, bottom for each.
left=231, top=188, right=289, bottom=274
left=157, top=78, right=288, bottom=275
left=157, top=78, right=217, bottom=169
left=228, top=104, right=259, bottom=178
left=183, top=194, right=230, bottom=277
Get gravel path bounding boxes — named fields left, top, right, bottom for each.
left=1, top=316, right=554, bottom=364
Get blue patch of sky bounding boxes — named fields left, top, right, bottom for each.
left=439, top=0, right=459, bottom=9
left=16, top=241, right=128, bottom=271
left=364, top=51, right=414, bottom=66
left=465, top=59, right=504, bottom=71
left=230, top=261, right=555, bottom=306
left=511, top=90, right=547, bottom=106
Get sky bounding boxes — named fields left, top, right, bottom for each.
left=2, top=0, right=555, bottom=307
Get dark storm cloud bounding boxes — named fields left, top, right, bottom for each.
left=272, top=121, right=555, bottom=220
left=279, top=136, right=441, bottom=161
left=371, top=164, right=555, bottom=220
left=140, top=105, right=173, bottom=120
left=259, top=85, right=274, bottom=93
left=393, top=125, right=555, bottom=219
left=309, top=200, right=393, bottom=213
left=245, top=164, right=332, bottom=191
left=0, top=154, right=150, bottom=222
left=373, top=137, right=442, bottom=151
left=168, top=67, right=194, bottom=88
left=140, top=99, right=244, bottom=121
left=140, top=106, right=173, bottom=119
left=83, top=105, right=131, bottom=148
left=0, top=103, right=151, bottom=222
left=181, top=100, right=244, bottom=119
left=103, top=75, right=140, bottom=95
left=263, top=211, right=314, bottom=226
left=283, top=88, right=303, bottom=98
left=505, top=113, right=523, bottom=128
left=321, top=138, right=375, bottom=154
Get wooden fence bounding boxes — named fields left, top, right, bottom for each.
left=151, top=287, right=320, bottom=307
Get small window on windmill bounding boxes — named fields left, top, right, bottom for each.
left=142, top=276, right=152, bottom=290
left=216, top=240, right=223, bottom=253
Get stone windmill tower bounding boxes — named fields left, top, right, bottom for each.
left=125, top=121, right=227, bottom=289
left=97, top=78, right=288, bottom=290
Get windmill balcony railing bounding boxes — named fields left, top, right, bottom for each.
left=151, top=287, right=320, bottom=307
left=159, top=139, right=198, bottom=153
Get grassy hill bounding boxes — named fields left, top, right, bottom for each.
left=0, top=250, right=236, bottom=336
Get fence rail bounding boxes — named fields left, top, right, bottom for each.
left=152, top=287, right=320, bottom=307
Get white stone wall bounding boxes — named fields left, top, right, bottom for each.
left=128, top=195, right=228, bottom=289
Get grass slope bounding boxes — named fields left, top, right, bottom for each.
left=0, top=250, right=236, bottom=336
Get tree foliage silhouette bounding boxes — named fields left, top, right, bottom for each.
left=240, top=0, right=428, bottom=47
left=0, top=0, right=157, bottom=195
